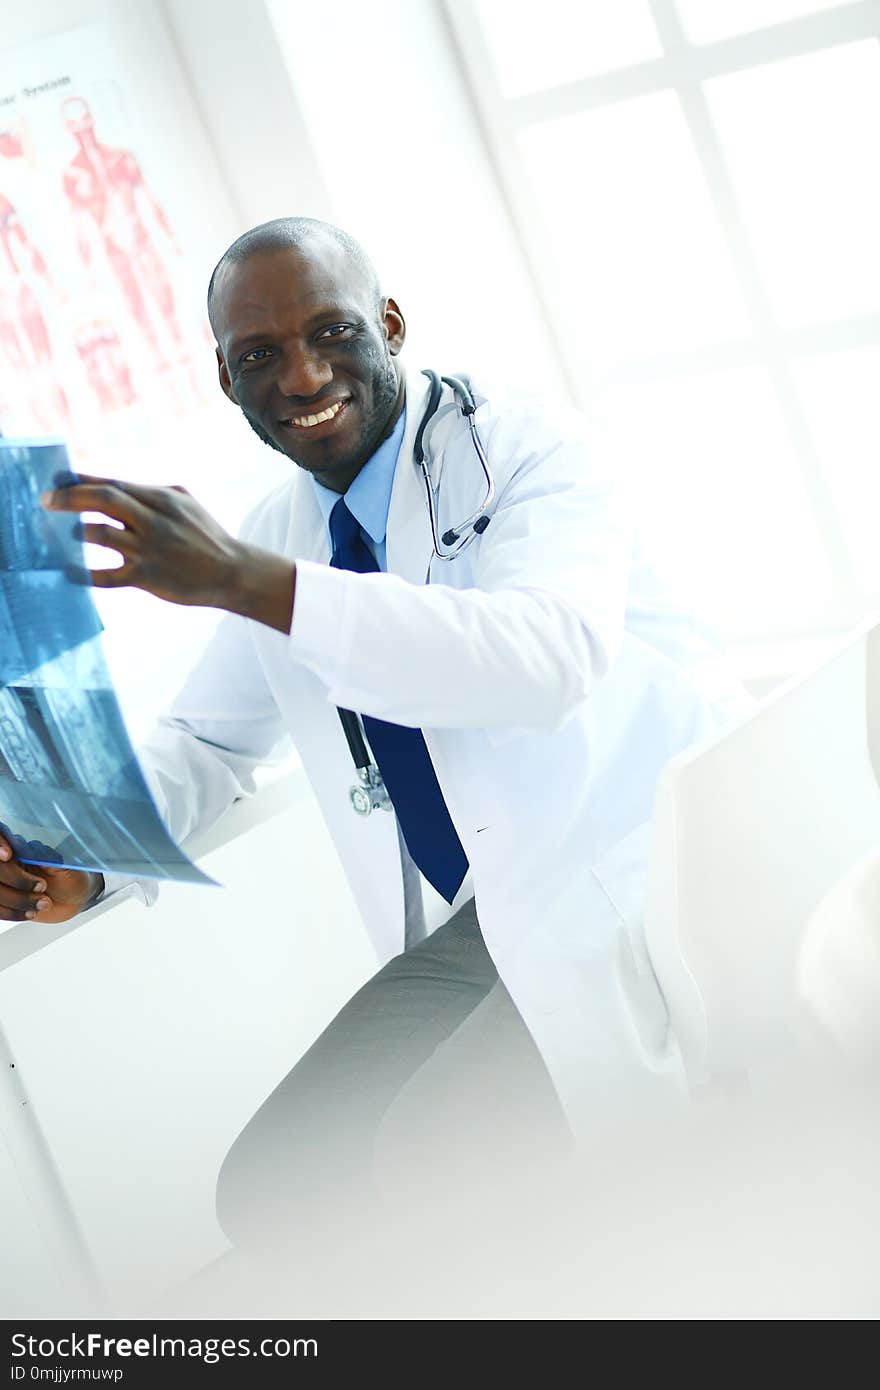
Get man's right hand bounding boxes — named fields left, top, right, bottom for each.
left=0, top=832, right=103, bottom=923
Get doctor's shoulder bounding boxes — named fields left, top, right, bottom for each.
left=476, top=375, right=622, bottom=492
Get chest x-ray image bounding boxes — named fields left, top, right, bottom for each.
left=0, top=436, right=210, bottom=882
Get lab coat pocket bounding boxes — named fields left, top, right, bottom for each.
left=591, top=821, right=679, bottom=1068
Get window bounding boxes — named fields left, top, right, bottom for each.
left=444, top=0, right=880, bottom=646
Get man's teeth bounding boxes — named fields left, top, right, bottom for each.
left=290, top=401, right=344, bottom=428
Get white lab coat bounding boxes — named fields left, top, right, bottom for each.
left=136, top=370, right=751, bottom=1133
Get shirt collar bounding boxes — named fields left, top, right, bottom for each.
left=310, top=407, right=407, bottom=550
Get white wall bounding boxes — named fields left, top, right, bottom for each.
left=263, top=0, right=565, bottom=390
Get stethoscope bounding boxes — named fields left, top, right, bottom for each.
left=341, top=369, right=495, bottom=815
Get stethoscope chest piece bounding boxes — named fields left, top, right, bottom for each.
left=349, top=764, right=393, bottom=817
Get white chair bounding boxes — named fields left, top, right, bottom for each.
left=796, top=843, right=880, bottom=1066
left=643, top=617, right=880, bottom=1086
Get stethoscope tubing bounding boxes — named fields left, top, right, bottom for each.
left=417, top=370, right=495, bottom=560
left=337, top=368, right=494, bottom=812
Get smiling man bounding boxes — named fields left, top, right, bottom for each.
left=2, top=216, right=751, bottom=1306
left=210, top=221, right=404, bottom=495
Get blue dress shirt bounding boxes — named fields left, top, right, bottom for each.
left=310, top=408, right=406, bottom=572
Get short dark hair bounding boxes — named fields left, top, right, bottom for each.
left=206, top=217, right=383, bottom=331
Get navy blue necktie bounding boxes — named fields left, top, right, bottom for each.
left=329, top=497, right=468, bottom=904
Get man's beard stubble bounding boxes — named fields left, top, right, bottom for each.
left=241, top=353, right=401, bottom=471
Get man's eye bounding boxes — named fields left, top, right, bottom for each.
left=241, top=348, right=273, bottom=363
left=317, top=324, right=352, bottom=340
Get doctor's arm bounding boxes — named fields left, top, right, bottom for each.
left=288, top=405, right=633, bottom=729
left=290, top=468, right=631, bottom=730
left=41, top=420, right=631, bottom=732
left=137, top=596, right=293, bottom=850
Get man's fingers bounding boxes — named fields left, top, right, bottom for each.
left=0, top=883, right=51, bottom=914
left=0, top=856, right=48, bottom=893
left=63, top=557, right=134, bottom=589
left=79, top=521, right=137, bottom=557
left=63, top=558, right=134, bottom=589
left=86, top=564, right=136, bottom=589
left=42, top=481, right=152, bottom=531
left=62, top=471, right=117, bottom=486
left=49, top=474, right=186, bottom=518
left=110, top=479, right=191, bottom=516
left=0, top=832, right=42, bottom=889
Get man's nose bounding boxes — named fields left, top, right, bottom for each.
left=275, top=349, right=333, bottom=400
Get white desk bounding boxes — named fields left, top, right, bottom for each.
left=0, top=766, right=306, bottom=1315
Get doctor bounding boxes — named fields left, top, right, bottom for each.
left=27, top=217, right=747, bottom=1261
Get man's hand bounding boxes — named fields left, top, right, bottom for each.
left=0, top=832, right=103, bottom=924
left=41, top=476, right=295, bottom=632
left=43, top=476, right=246, bottom=608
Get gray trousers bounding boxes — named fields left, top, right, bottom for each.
left=216, top=898, right=571, bottom=1267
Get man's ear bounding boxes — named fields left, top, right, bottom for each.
left=216, top=347, right=236, bottom=402
left=383, top=297, right=406, bottom=356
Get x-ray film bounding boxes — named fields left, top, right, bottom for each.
left=0, top=437, right=212, bottom=883
left=0, top=438, right=102, bottom=683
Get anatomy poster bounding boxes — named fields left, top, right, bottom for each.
left=0, top=25, right=209, bottom=460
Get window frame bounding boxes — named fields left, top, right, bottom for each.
left=441, top=0, right=880, bottom=645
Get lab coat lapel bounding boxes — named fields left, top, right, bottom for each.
left=287, top=463, right=329, bottom=563
left=385, top=368, right=439, bottom=586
